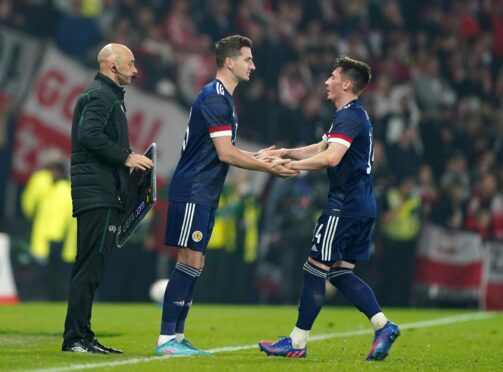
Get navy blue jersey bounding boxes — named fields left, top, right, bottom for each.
left=323, top=100, right=376, bottom=218
left=168, top=80, right=237, bottom=207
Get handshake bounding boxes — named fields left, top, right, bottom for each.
left=252, top=145, right=298, bottom=179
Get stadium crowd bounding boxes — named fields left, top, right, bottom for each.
left=1, top=0, right=502, bottom=307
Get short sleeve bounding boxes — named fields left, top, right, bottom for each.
left=201, top=95, right=233, bottom=138
left=326, top=112, right=362, bottom=148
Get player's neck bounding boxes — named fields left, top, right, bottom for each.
left=215, top=72, right=238, bottom=95
left=335, top=95, right=358, bottom=110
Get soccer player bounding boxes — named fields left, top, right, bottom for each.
left=155, top=35, right=298, bottom=356
left=258, top=56, right=400, bottom=360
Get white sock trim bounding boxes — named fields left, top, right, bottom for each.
left=175, top=333, right=185, bottom=342
left=290, top=326, right=309, bottom=349
left=157, top=335, right=176, bottom=345
left=370, top=312, right=388, bottom=331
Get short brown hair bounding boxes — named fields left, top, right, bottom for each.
left=215, top=35, right=253, bottom=68
left=334, top=56, right=371, bottom=94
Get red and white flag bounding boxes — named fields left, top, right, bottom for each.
left=414, top=223, right=484, bottom=302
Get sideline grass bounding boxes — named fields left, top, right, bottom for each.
left=0, top=303, right=501, bottom=371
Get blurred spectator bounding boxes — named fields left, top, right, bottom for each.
left=21, top=148, right=75, bottom=300
left=416, top=164, right=438, bottom=220
left=177, top=34, right=216, bottom=105
left=54, top=0, right=102, bottom=62
left=413, top=54, right=456, bottom=119
left=431, top=178, right=467, bottom=230
left=199, top=0, right=233, bottom=42
left=378, top=177, right=421, bottom=306
left=464, top=172, right=503, bottom=240
left=440, top=152, right=471, bottom=201
left=134, top=24, right=176, bottom=96
left=386, top=126, right=422, bottom=180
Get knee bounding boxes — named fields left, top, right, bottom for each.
left=327, top=267, right=353, bottom=288
left=177, top=248, right=204, bottom=269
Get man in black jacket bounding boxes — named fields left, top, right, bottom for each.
left=62, top=43, right=153, bottom=354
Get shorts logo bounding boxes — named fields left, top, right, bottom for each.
left=311, top=244, right=318, bottom=252
left=108, top=225, right=117, bottom=233
left=192, top=231, right=203, bottom=242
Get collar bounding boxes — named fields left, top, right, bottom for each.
left=94, top=72, right=125, bottom=99
left=336, top=99, right=359, bottom=111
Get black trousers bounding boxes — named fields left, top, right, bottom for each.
left=63, top=208, right=119, bottom=344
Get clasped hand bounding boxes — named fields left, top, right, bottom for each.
left=254, top=145, right=298, bottom=178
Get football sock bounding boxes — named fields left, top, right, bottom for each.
left=157, top=335, right=176, bottom=346
left=370, top=312, right=388, bottom=331
left=294, top=261, right=328, bottom=347
left=175, top=333, right=185, bottom=342
left=328, top=267, right=383, bottom=329
left=175, top=268, right=202, bottom=336
left=160, top=263, right=199, bottom=336
left=290, top=327, right=310, bottom=349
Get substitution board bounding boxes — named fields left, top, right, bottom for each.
left=116, top=143, right=157, bottom=247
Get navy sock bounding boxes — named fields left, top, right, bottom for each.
left=295, top=261, right=328, bottom=331
left=175, top=268, right=202, bottom=334
left=328, top=267, right=381, bottom=319
left=160, top=263, right=199, bottom=335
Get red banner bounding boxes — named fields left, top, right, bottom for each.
left=414, top=223, right=484, bottom=303
left=12, top=46, right=189, bottom=183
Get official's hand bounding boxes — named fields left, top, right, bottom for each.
left=125, top=153, right=153, bottom=171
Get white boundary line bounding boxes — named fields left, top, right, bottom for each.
left=29, top=312, right=496, bottom=372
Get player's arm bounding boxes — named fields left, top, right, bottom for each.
left=255, top=141, right=327, bottom=161
left=239, top=149, right=256, bottom=158
left=212, top=136, right=298, bottom=178
left=283, top=141, right=328, bottom=160
left=290, top=142, right=348, bottom=171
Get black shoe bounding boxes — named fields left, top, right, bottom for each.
left=62, top=339, right=109, bottom=354
left=92, top=339, right=123, bottom=354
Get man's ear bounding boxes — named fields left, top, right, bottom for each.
left=225, top=57, right=233, bottom=70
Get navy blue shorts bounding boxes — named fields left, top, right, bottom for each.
left=309, top=214, right=375, bottom=264
left=165, top=201, right=216, bottom=254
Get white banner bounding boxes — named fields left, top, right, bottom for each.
left=416, top=223, right=483, bottom=264
left=0, top=26, right=41, bottom=100
left=12, top=46, right=188, bottom=182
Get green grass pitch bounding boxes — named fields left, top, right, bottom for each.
left=0, top=303, right=501, bottom=371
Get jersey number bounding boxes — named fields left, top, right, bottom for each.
left=366, top=131, right=374, bottom=174
left=314, top=224, right=324, bottom=244
left=181, top=109, right=192, bottom=152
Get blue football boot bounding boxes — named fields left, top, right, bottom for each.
left=366, top=321, right=400, bottom=361
left=179, top=339, right=213, bottom=355
left=259, top=337, right=307, bottom=358
left=154, top=338, right=200, bottom=356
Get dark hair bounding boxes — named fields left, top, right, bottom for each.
left=215, top=35, right=253, bottom=68
left=334, top=56, right=371, bottom=94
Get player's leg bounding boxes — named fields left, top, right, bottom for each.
left=328, top=261, right=387, bottom=330
left=175, top=209, right=214, bottom=344
left=175, top=254, right=203, bottom=342
left=156, top=202, right=212, bottom=356
left=258, top=258, right=328, bottom=358
left=259, top=215, right=334, bottom=358
left=327, top=217, right=399, bottom=360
